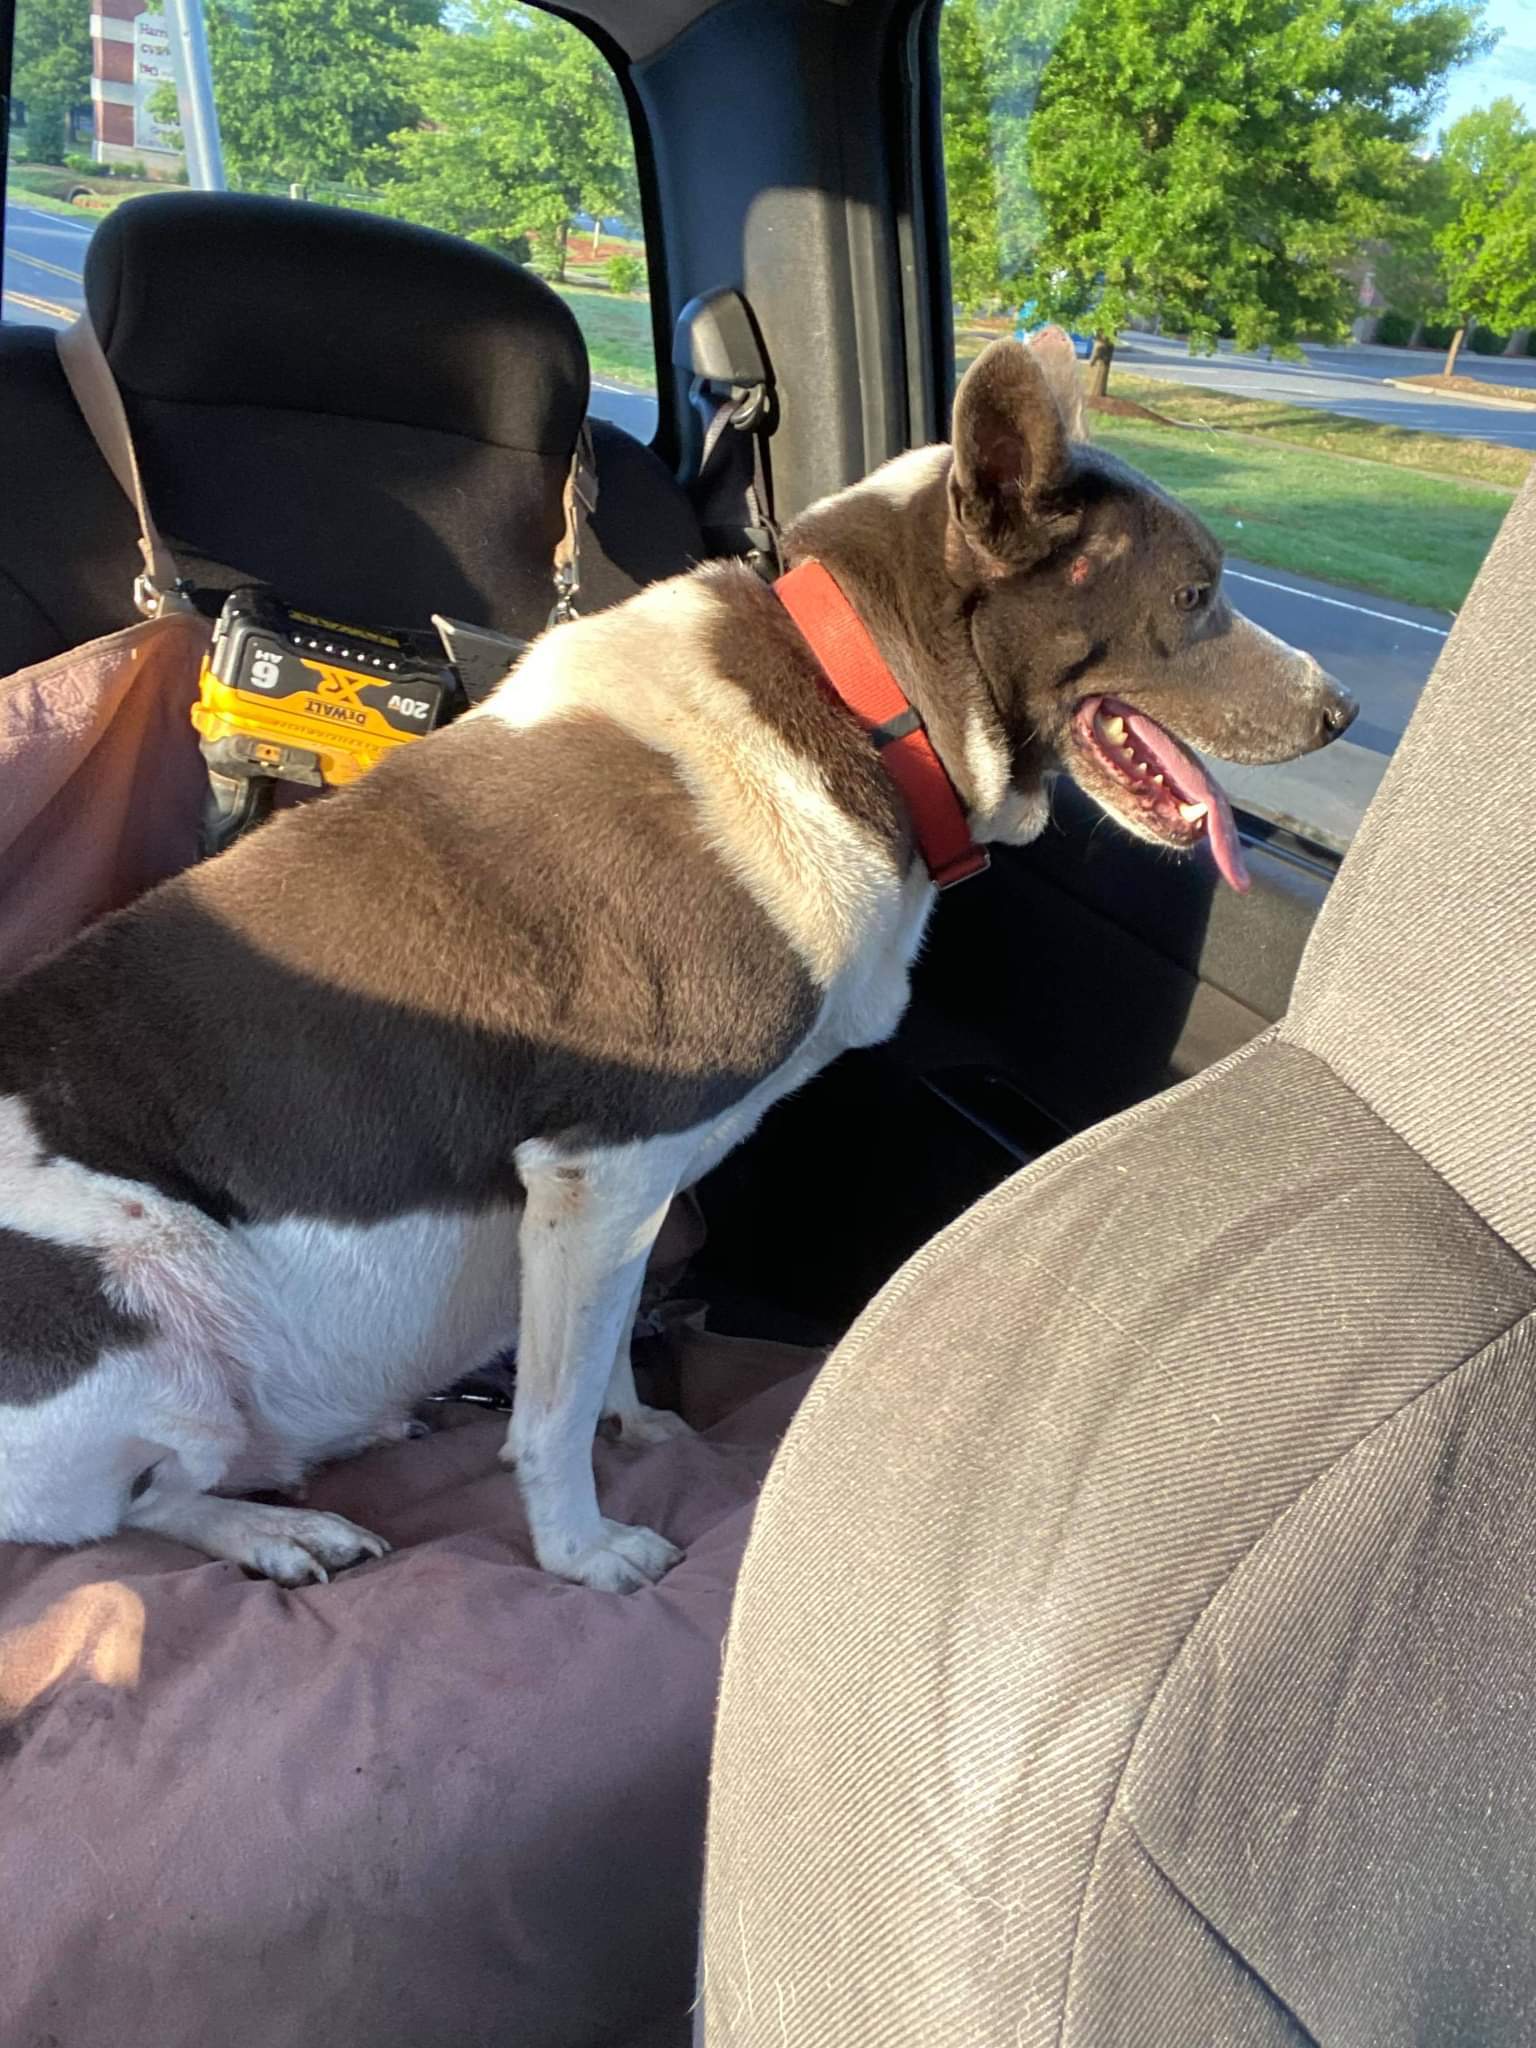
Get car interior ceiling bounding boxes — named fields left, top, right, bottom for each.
left=0, top=0, right=1337, bottom=1355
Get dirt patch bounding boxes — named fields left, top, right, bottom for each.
left=1086, top=392, right=1186, bottom=427
left=1391, top=373, right=1536, bottom=407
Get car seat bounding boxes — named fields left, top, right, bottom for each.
left=700, top=475, right=1536, bottom=2044
left=0, top=192, right=702, bottom=676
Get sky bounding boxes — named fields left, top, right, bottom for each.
left=1437, top=0, right=1536, bottom=131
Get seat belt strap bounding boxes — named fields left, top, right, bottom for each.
left=56, top=314, right=191, bottom=618
left=694, top=386, right=780, bottom=581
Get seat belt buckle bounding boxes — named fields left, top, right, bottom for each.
left=135, top=572, right=197, bottom=620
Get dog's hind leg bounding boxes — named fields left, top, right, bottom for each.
left=123, top=1481, right=390, bottom=1586
left=602, top=1340, right=694, bottom=1447
left=501, top=1138, right=687, bottom=1592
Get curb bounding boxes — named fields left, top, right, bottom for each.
left=1384, top=379, right=1536, bottom=414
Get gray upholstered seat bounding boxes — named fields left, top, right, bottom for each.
left=699, top=475, right=1536, bottom=2045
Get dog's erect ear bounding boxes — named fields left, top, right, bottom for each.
left=1029, top=325, right=1086, bottom=441
left=950, top=337, right=1079, bottom=569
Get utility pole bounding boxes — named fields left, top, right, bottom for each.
left=163, top=0, right=225, bottom=189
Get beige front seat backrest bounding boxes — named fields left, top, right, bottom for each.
left=700, top=477, right=1536, bottom=2046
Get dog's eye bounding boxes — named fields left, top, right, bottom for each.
left=129, top=1462, right=159, bottom=1502
left=1173, top=583, right=1210, bottom=613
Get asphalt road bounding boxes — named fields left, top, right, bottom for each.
left=3, top=200, right=90, bottom=326
left=1121, top=330, right=1536, bottom=449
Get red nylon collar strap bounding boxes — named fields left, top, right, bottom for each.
left=773, top=559, right=989, bottom=890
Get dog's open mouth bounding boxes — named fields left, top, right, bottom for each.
left=1070, top=695, right=1250, bottom=894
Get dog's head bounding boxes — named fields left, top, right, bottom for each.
left=940, top=331, right=1357, bottom=890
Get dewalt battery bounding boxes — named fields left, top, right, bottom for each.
left=191, top=586, right=465, bottom=853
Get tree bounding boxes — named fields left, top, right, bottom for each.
left=940, top=0, right=1004, bottom=311
left=204, top=0, right=441, bottom=191
left=1434, top=98, right=1536, bottom=374
left=1370, top=154, right=1455, bottom=331
left=1014, top=0, right=1488, bottom=393
left=12, top=0, right=91, bottom=164
left=385, top=3, right=638, bottom=281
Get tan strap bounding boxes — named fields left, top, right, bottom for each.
left=56, top=314, right=188, bottom=616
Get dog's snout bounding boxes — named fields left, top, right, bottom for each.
left=1318, top=678, right=1358, bottom=744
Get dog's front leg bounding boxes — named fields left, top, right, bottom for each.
left=126, top=1486, right=390, bottom=1586
left=502, top=1141, right=685, bottom=1592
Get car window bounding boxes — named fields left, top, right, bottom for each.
left=2, top=0, right=659, bottom=443
left=937, top=0, right=1535, bottom=854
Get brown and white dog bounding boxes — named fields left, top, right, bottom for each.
left=0, top=334, right=1354, bottom=1590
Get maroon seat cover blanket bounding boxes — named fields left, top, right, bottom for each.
left=0, top=1334, right=816, bottom=2048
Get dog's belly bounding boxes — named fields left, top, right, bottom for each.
left=227, top=1203, right=522, bottom=1476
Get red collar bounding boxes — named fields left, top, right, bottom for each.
left=773, top=559, right=989, bottom=890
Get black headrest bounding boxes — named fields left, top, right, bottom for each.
left=79, top=193, right=591, bottom=637
left=86, top=192, right=588, bottom=458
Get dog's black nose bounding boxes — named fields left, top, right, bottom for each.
left=1319, top=685, right=1358, bottom=743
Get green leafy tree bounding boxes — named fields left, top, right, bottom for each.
left=12, top=0, right=91, bottom=164
left=1013, top=0, right=1488, bottom=392
left=385, top=3, right=638, bottom=281
left=1434, top=97, right=1536, bottom=374
left=1370, top=154, right=1455, bottom=329
left=205, top=0, right=441, bottom=191
left=940, top=0, right=1004, bottom=311
left=940, top=0, right=1074, bottom=316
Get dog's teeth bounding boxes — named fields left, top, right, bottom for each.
left=1103, top=714, right=1127, bottom=743
left=1150, top=773, right=1165, bottom=786
left=1178, top=801, right=1208, bottom=823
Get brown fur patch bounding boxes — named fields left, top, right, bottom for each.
left=0, top=715, right=818, bottom=1225
left=0, top=1229, right=153, bottom=1406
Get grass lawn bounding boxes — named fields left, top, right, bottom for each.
left=7, top=167, right=164, bottom=217
left=1089, top=411, right=1510, bottom=611
left=552, top=282, right=657, bottom=390
left=1107, top=372, right=1531, bottom=491
left=6, top=179, right=101, bottom=221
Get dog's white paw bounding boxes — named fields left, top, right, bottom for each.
left=542, top=1517, right=683, bottom=1593
left=606, top=1403, right=696, bottom=1448
left=227, top=1507, right=392, bottom=1587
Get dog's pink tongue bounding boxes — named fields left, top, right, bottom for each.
left=1123, top=711, right=1251, bottom=894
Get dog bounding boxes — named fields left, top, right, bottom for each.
left=0, top=331, right=1355, bottom=1591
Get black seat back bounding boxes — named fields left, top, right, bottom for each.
left=0, top=193, right=703, bottom=674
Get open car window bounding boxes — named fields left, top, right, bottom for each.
left=3, top=0, right=660, bottom=443
left=937, top=0, right=1536, bottom=856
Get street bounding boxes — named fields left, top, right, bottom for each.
left=2, top=200, right=90, bottom=326
left=1121, top=331, right=1536, bottom=450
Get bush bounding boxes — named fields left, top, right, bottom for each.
left=25, top=107, right=67, bottom=166
left=1419, top=320, right=1457, bottom=351
left=1468, top=325, right=1507, bottom=355
left=606, top=251, right=645, bottom=296
left=64, top=151, right=96, bottom=177
left=469, top=228, right=532, bottom=267
left=1373, top=310, right=1415, bottom=348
